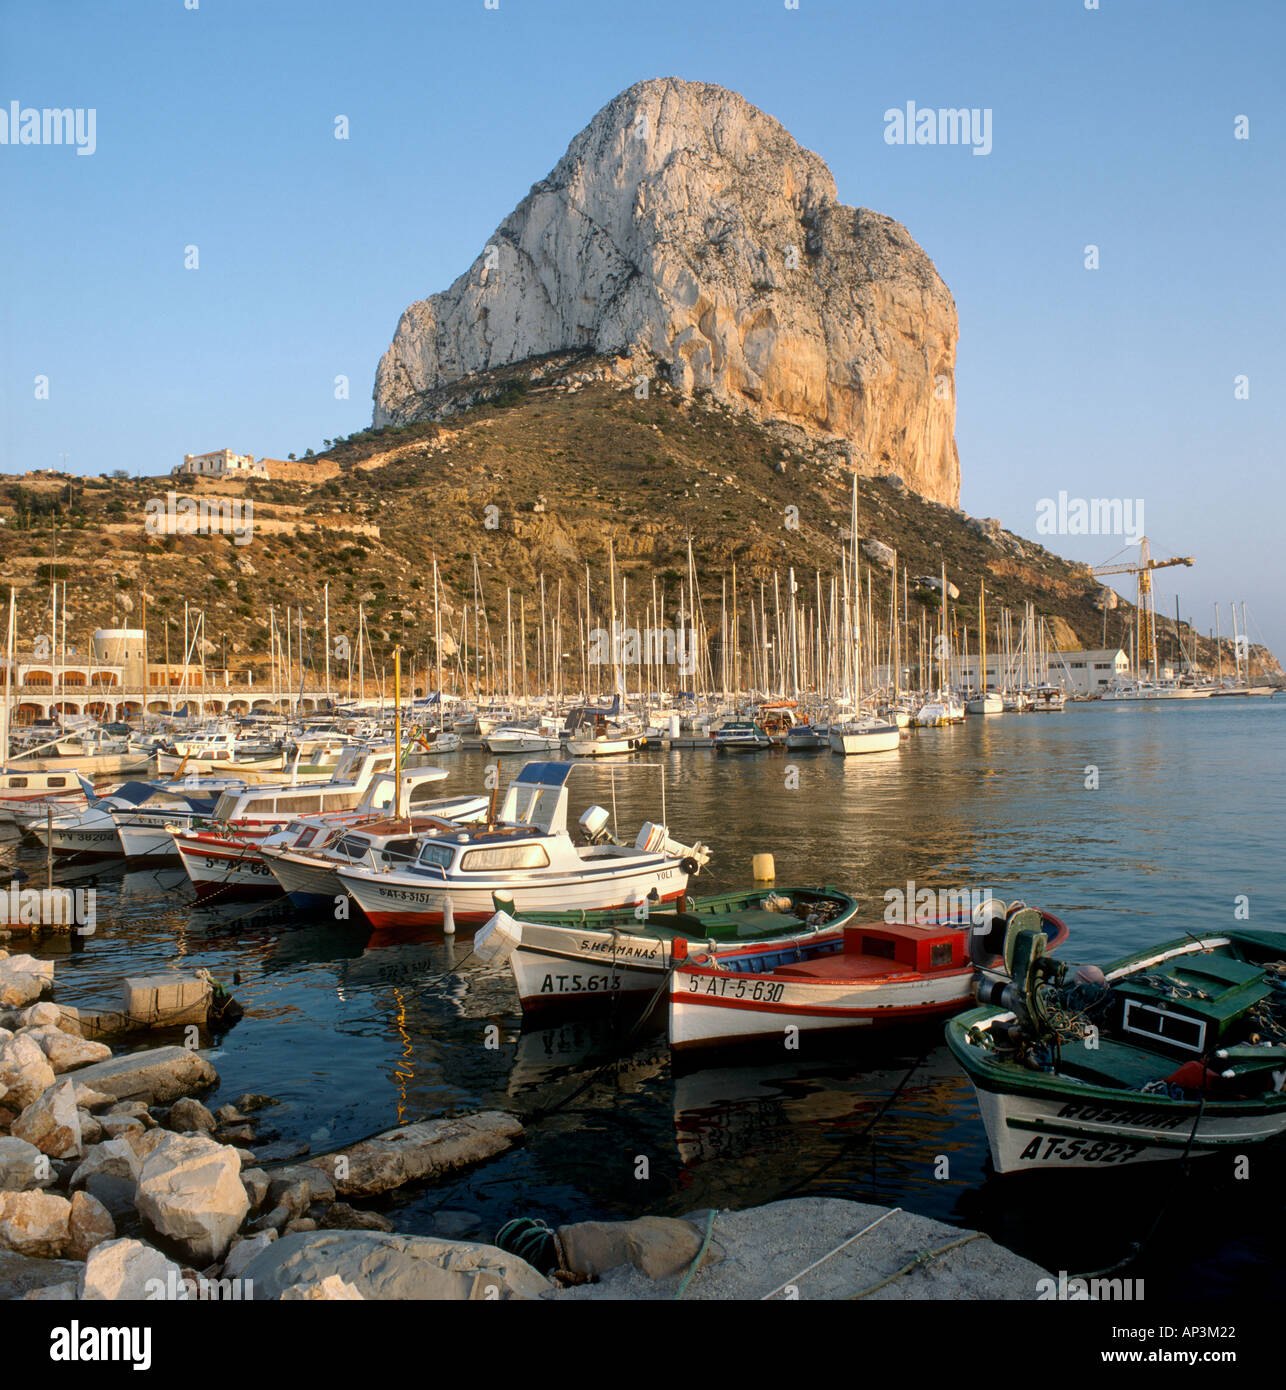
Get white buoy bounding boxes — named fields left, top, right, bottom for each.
left=752, top=853, right=776, bottom=884
left=443, top=896, right=456, bottom=935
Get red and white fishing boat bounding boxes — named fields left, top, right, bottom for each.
left=336, top=762, right=710, bottom=929
left=170, top=749, right=473, bottom=898
left=667, top=902, right=1069, bottom=1053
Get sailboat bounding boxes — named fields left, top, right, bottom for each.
left=965, top=581, right=1003, bottom=715
left=828, top=476, right=901, bottom=755
left=914, top=566, right=964, bottom=725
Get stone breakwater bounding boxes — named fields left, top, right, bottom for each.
left=0, top=950, right=1044, bottom=1301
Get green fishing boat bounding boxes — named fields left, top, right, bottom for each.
left=947, top=922, right=1286, bottom=1173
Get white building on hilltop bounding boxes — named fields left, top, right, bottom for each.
left=173, top=449, right=266, bottom=478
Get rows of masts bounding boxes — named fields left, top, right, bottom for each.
left=16, top=551, right=1261, bottom=712
left=256, top=545, right=1089, bottom=709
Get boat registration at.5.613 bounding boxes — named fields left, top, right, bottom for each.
left=539, top=972, right=623, bottom=994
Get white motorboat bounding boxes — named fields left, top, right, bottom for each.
left=484, top=718, right=564, bottom=754
left=712, top=719, right=772, bottom=752
left=965, top=691, right=1004, bottom=715
left=336, top=761, right=709, bottom=929
left=828, top=718, right=901, bottom=755
left=30, top=775, right=245, bottom=859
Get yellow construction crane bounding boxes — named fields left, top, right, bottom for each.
left=1091, top=538, right=1194, bottom=674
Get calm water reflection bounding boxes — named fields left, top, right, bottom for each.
left=12, top=698, right=1284, bottom=1295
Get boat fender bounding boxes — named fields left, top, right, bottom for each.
left=494, top=1217, right=559, bottom=1275
left=680, top=856, right=700, bottom=877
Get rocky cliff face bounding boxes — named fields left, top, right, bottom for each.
left=373, top=77, right=961, bottom=506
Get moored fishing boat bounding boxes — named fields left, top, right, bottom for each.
left=337, top=762, right=709, bottom=929
left=946, top=925, right=1286, bottom=1173
left=168, top=749, right=439, bottom=896
left=965, top=691, right=1004, bottom=716
left=474, top=886, right=857, bottom=1011
left=0, top=769, right=91, bottom=824
left=260, top=801, right=490, bottom=907
left=484, top=719, right=564, bottom=754
left=668, top=901, right=1068, bottom=1053
left=1030, top=685, right=1066, bottom=712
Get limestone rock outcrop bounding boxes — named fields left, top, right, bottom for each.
left=373, top=78, right=960, bottom=505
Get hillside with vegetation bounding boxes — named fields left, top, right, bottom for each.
left=0, top=353, right=1275, bottom=691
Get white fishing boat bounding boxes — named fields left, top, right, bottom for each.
left=172, top=764, right=481, bottom=899
left=475, top=886, right=858, bottom=1012
left=0, top=769, right=91, bottom=824
left=565, top=717, right=646, bottom=757
left=783, top=722, right=831, bottom=750
left=947, top=926, right=1286, bottom=1173
left=169, top=746, right=402, bottom=896
left=53, top=726, right=131, bottom=758
left=261, top=799, right=490, bottom=907
left=913, top=698, right=951, bottom=727
left=336, top=762, right=709, bottom=929
left=965, top=692, right=1004, bottom=715
left=1030, top=685, right=1066, bottom=711
left=417, top=730, right=462, bottom=754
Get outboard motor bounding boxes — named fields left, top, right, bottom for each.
left=975, top=908, right=1067, bottom=1042
left=579, top=805, right=616, bottom=845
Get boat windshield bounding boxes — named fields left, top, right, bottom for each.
left=417, top=842, right=455, bottom=870
left=499, top=783, right=561, bottom=829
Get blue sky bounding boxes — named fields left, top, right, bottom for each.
left=2, top=0, right=1283, bottom=655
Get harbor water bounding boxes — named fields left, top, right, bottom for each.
left=8, top=697, right=1284, bottom=1297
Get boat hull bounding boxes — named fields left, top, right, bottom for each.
left=828, top=725, right=901, bottom=755
left=565, top=737, right=646, bottom=756
left=669, top=963, right=973, bottom=1051
left=172, top=834, right=280, bottom=898
left=261, top=850, right=345, bottom=907
left=340, top=861, right=689, bottom=929
left=968, top=1075, right=1286, bottom=1174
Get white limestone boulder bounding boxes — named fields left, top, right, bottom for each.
left=65, top=1045, right=218, bottom=1106
left=0, top=1135, right=55, bottom=1191
left=134, top=1132, right=249, bottom=1263
left=240, top=1229, right=552, bottom=1300
left=329, top=1112, right=523, bottom=1196
left=70, top=1136, right=144, bottom=1190
left=66, top=1189, right=115, bottom=1260
left=0, top=1189, right=72, bottom=1258
left=80, top=1237, right=184, bottom=1301
left=11, top=1078, right=82, bottom=1158
left=38, top=1029, right=112, bottom=1074
left=0, top=1033, right=55, bottom=1109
